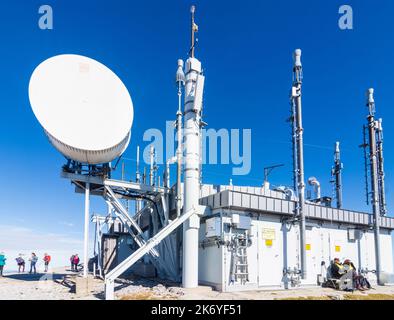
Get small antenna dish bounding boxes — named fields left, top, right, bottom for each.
left=29, top=54, right=134, bottom=164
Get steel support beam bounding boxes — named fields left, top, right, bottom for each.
left=83, top=183, right=90, bottom=278
left=105, top=207, right=196, bottom=300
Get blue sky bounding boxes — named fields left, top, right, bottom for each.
left=0, top=0, right=394, bottom=266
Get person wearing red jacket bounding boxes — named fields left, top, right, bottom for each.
left=43, top=253, right=51, bottom=272
left=72, top=254, right=80, bottom=272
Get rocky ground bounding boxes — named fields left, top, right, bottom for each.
left=1, top=267, right=394, bottom=300
left=0, top=267, right=185, bottom=300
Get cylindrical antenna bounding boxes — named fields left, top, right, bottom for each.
left=293, top=49, right=303, bottom=83
left=366, top=88, right=375, bottom=116
left=293, top=49, right=302, bottom=68
left=176, top=59, right=185, bottom=112
left=176, top=60, right=185, bottom=85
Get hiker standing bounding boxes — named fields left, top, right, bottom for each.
left=29, top=253, right=38, bottom=274
left=43, top=253, right=51, bottom=272
left=73, top=254, right=80, bottom=272
left=70, top=254, right=75, bottom=271
left=0, top=252, right=6, bottom=276
left=16, top=254, right=25, bottom=273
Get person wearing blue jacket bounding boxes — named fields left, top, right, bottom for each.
left=0, top=252, right=6, bottom=276
left=29, top=253, right=38, bottom=274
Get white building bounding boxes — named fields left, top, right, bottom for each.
left=197, top=184, right=394, bottom=291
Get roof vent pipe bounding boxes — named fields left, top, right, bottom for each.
left=308, top=177, right=321, bottom=200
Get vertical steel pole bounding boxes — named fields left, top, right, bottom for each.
left=292, top=49, right=307, bottom=279
left=366, top=88, right=382, bottom=285
left=83, top=182, right=90, bottom=278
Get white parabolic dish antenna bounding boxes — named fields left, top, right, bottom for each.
left=29, top=54, right=134, bottom=164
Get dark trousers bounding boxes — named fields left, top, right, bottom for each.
left=44, top=262, right=49, bottom=272
left=0, top=265, right=4, bottom=276
left=30, top=262, right=36, bottom=273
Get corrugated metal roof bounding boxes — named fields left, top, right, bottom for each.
left=200, top=189, right=394, bottom=230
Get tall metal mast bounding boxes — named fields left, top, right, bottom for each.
left=182, top=5, right=205, bottom=288
left=331, top=141, right=343, bottom=209
left=376, top=118, right=387, bottom=216
left=365, top=88, right=382, bottom=285
left=290, top=49, right=307, bottom=279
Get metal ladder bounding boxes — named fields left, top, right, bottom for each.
left=234, top=234, right=249, bottom=285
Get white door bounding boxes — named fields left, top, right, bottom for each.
left=305, top=227, right=321, bottom=283
left=258, top=221, right=283, bottom=287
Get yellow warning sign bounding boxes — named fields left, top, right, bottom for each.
left=306, top=244, right=311, bottom=251
left=265, top=239, right=273, bottom=247
left=335, top=245, right=341, bottom=252
left=262, top=228, right=276, bottom=240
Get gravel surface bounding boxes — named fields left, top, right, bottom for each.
left=1, top=267, right=394, bottom=300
